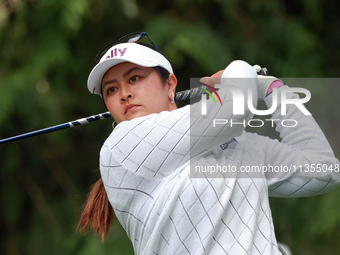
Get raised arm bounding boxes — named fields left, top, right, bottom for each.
left=261, top=80, right=340, bottom=197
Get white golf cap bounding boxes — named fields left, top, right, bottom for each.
left=87, top=43, right=173, bottom=94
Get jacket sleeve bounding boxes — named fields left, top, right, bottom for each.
left=263, top=86, right=340, bottom=197
left=100, top=60, right=257, bottom=179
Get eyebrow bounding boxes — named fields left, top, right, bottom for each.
left=102, top=67, right=143, bottom=88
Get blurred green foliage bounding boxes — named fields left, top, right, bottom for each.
left=1, top=0, right=340, bottom=254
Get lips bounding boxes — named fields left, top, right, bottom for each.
left=125, top=104, right=139, bottom=114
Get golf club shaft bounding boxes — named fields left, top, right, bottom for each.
left=0, top=112, right=112, bottom=145
left=0, top=86, right=206, bottom=145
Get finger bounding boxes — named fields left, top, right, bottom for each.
left=200, top=70, right=224, bottom=87
left=210, top=70, right=224, bottom=79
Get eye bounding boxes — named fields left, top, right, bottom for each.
left=107, top=87, right=117, bottom=94
left=129, top=76, right=139, bottom=83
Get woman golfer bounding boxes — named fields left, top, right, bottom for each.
left=78, top=32, right=340, bottom=255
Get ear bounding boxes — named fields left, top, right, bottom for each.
left=167, top=73, right=178, bottom=99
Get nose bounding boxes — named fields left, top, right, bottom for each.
left=120, top=86, right=133, bottom=102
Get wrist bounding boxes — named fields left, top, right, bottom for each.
left=266, top=80, right=284, bottom=96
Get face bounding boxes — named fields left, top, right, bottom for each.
left=102, top=62, right=177, bottom=124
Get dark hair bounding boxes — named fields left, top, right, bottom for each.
left=153, top=66, right=177, bottom=104
left=153, top=66, right=170, bottom=82
left=77, top=178, right=114, bottom=242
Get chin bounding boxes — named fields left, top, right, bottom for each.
left=125, top=112, right=147, bottom=121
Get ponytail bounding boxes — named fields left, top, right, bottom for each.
left=77, top=178, right=114, bottom=242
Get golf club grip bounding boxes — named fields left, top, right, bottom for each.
left=175, top=86, right=207, bottom=101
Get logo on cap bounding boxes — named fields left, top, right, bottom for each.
left=104, top=47, right=127, bottom=60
